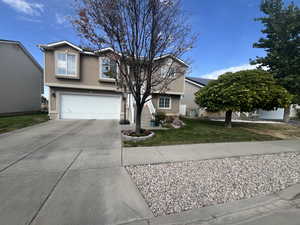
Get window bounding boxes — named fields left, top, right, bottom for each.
left=100, top=57, right=117, bottom=79
left=159, top=96, right=171, bottom=109
left=56, top=52, right=77, bottom=76
left=160, top=66, right=176, bottom=77
left=170, top=67, right=176, bottom=77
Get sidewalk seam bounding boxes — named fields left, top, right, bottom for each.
left=27, top=149, right=83, bottom=225
left=0, top=121, right=87, bottom=174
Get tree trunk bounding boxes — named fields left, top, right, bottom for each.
left=135, top=105, right=142, bottom=135
left=225, top=110, right=232, bottom=128
left=283, top=105, right=291, bottom=123
left=123, top=95, right=127, bottom=122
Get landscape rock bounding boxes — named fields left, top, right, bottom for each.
left=126, top=152, right=300, bottom=217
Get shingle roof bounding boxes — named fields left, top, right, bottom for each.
left=186, top=77, right=214, bottom=86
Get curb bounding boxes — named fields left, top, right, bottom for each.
left=119, top=183, right=300, bottom=225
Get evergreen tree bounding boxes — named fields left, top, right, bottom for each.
left=252, top=0, right=300, bottom=121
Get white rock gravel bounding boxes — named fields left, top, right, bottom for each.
left=126, top=152, right=300, bottom=216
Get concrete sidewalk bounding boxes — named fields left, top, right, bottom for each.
left=0, top=120, right=152, bottom=225
left=123, top=140, right=300, bottom=165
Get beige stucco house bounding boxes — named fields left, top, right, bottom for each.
left=39, top=41, right=188, bottom=125
left=0, top=40, right=43, bottom=116
left=182, top=77, right=215, bottom=117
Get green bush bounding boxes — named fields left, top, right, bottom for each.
left=296, top=109, right=300, bottom=119
left=154, top=112, right=166, bottom=123
left=166, top=116, right=176, bottom=123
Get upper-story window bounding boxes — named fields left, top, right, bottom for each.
left=100, top=57, right=117, bottom=79
left=55, top=52, right=77, bottom=76
left=160, top=66, right=176, bottom=77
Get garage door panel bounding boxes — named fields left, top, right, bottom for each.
left=60, top=94, right=121, bottom=120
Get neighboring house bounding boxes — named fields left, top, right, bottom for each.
left=258, top=105, right=300, bottom=120
left=183, top=76, right=299, bottom=121
left=39, top=41, right=187, bottom=125
left=182, top=77, right=217, bottom=117
left=0, top=40, right=43, bottom=116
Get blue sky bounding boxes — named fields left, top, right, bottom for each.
left=1, top=0, right=299, bottom=80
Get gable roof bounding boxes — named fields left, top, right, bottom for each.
left=38, top=40, right=96, bottom=55
left=0, top=39, right=43, bottom=72
left=38, top=40, right=188, bottom=67
left=154, top=54, right=189, bottom=67
left=186, top=77, right=213, bottom=87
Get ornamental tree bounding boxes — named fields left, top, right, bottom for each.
left=252, top=0, right=300, bottom=121
left=72, top=0, right=196, bottom=134
left=195, top=70, right=292, bottom=128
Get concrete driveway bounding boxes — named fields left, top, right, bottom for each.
left=0, top=120, right=152, bottom=225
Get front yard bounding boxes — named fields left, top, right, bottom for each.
left=0, top=113, right=49, bottom=134
left=124, top=118, right=300, bottom=147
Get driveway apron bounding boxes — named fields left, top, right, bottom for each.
left=0, top=120, right=152, bottom=225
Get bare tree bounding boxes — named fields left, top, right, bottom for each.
left=73, top=0, right=196, bottom=134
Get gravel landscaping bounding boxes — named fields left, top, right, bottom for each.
left=126, top=152, right=300, bottom=216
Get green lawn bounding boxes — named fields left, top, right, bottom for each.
left=124, top=119, right=292, bottom=147
left=0, top=113, right=49, bottom=134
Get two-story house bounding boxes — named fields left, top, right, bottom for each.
left=39, top=41, right=187, bottom=126
left=0, top=40, right=43, bottom=116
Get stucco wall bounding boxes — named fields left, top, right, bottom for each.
left=151, top=94, right=180, bottom=115
left=44, top=44, right=186, bottom=94
left=182, top=81, right=201, bottom=111
left=45, top=45, right=117, bottom=91
left=0, top=43, right=42, bottom=114
left=152, top=59, right=186, bottom=94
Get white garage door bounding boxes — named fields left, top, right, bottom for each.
left=60, top=94, right=121, bottom=120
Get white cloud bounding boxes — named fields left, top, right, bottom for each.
left=55, top=13, right=67, bottom=24
left=201, top=64, right=259, bottom=79
left=2, top=0, right=44, bottom=16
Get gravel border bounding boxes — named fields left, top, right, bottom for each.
left=126, top=152, right=300, bottom=216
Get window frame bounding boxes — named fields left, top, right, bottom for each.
left=55, top=51, right=78, bottom=77
left=160, top=66, right=176, bottom=78
left=99, top=57, right=118, bottom=81
left=158, top=96, right=172, bottom=109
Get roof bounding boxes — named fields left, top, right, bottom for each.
left=38, top=40, right=96, bottom=55
left=38, top=40, right=188, bottom=67
left=154, top=54, right=189, bottom=67
left=186, top=77, right=213, bottom=86
left=0, top=39, right=43, bottom=72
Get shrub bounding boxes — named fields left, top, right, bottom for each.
left=166, top=116, right=176, bottom=123
left=297, top=109, right=300, bottom=119
left=122, top=129, right=151, bottom=137
left=154, top=112, right=166, bottom=123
